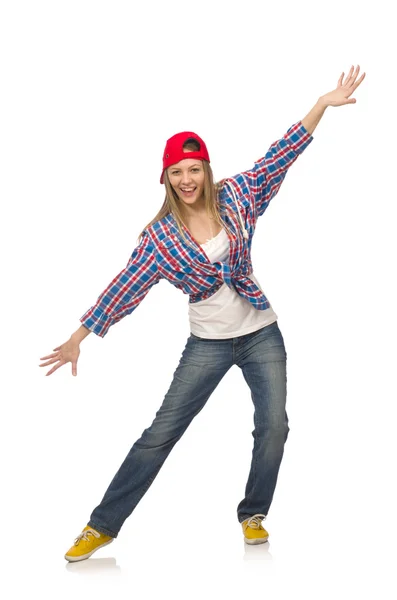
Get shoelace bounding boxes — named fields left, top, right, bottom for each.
left=74, top=528, right=100, bottom=546
left=246, top=514, right=266, bottom=529
left=224, top=180, right=249, bottom=240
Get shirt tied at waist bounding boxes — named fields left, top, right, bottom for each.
left=208, top=261, right=271, bottom=311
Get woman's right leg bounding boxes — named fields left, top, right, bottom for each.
left=87, top=334, right=233, bottom=538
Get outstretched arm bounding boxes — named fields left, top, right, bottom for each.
left=235, top=65, right=366, bottom=220
left=39, top=232, right=161, bottom=376
left=79, top=231, right=161, bottom=338
left=302, top=65, right=366, bottom=135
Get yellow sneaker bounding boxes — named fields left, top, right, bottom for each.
left=64, top=525, right=114, bottom=562
left=241, top=514, right=269, bottom=545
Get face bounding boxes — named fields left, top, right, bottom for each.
left=167, top=158, right=205, bottom=207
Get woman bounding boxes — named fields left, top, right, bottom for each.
left=39, top=65, right=365, bottom=562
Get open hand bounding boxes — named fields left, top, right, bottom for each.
left=321, top=65, right=366, bottom=108
left=39, top=337, right=80, bottom=376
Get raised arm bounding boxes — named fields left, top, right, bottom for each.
left=302, top=64, right=366, bottom=134
left=233, top=65, right=365, bottom=220
left=237, top=120, right=313, bottom=220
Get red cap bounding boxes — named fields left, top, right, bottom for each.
left=160, top=131, right=210, bottom=184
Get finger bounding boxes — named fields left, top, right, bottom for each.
left=45, top=360, right=66, bottom=376
left=349, top=65, right=360, bottom=86
left=348, top=72, right=365, bottom=97
left=337, top=72, right=344, bottom=86
left=40, top=357, right=61, bottom=367
left=40, top=352, right=59, bottom=360
left=343, top=65, right=355, bottom=86
left=72, top=362, right=77, bottom=376
left=46, top=363, right=62, bottom=376
left=352, top=72, right=366, bottom=90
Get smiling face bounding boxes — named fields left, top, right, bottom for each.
left=167, top=158, right=205, bottom=208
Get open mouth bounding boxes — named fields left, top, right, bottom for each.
left=180, top=187, right=197, bottom=196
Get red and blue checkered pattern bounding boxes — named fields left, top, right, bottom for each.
left=80, top=121, right=313, bottom=337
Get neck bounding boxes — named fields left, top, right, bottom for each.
left=179, top=197, right=209, bottom=221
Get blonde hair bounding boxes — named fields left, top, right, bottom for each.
left=138, top=141, right=233, bottom=244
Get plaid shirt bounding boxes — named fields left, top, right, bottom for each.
left=80, top=121, right=313, bottom=337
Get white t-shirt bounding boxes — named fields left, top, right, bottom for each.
left=188, top=228, right=278, bottom=339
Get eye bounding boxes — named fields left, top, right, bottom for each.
left=192, top=168, right=200, bottom=172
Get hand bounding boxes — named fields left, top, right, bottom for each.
left=320, top=65, right=366, bottom=108
left=39, top=337, right=81, bottom=376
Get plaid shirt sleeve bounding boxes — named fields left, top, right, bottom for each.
left=242, top=121, right=313, bottom=218
left=79, top=231, right=161, bottom=338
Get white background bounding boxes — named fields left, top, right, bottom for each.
left=1, top=0, right=396, bottom=598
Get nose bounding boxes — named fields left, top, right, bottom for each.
left=181, top=170, right=193, bottom=185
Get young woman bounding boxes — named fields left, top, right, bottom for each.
left=39, top=66, right=365, bottom=561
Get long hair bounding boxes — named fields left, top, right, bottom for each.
left=137, top=139, right=232, bottom=244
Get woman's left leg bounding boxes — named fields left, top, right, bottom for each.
left=234, top=321, right=289, bottom=523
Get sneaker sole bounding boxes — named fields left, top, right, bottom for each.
left=244, top=536, right=269, bottom=545
left=64, top=538, right=114, bottom=562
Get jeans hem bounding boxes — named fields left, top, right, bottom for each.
left=88, top=520, right=118, bottom=539
left=238, top=514, right=267, bottom=524
left=238, top=515, right=251, bottom=524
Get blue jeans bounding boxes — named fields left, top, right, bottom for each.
left=88, top=321, right=289, bottom=538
